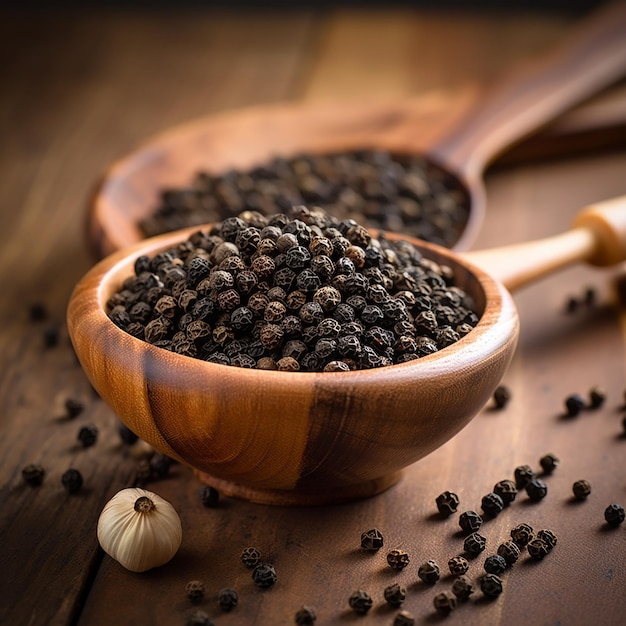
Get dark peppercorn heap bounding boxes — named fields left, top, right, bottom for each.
left=140, top=150, right=470, bottom=249
left=108, top=206, right=479, bottom=372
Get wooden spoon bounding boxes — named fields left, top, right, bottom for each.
left=89, top=2, right=626, bottom=260
left=68, top=196, right=626, bottom=506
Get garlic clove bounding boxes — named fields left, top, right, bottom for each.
left=97, top=487, right=182, bottom=572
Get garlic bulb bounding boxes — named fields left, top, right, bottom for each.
left=97, top=487, right=182, bottom=572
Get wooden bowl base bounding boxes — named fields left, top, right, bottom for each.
left=193, top=470, right=403, bottom=506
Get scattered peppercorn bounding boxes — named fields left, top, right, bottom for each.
left=525, top=478, right=548, bottom=501
left=622, top=415, right=626, bottom=435
left=360, top=528, right=384, bottom=551
left=493, top=479, right=518, bottom=505
left=497, top=541, right=521, bottom=566
left=448, top=555, right=469, bottom=576
left=61, top=468, right=83, bottom=494
left=481, top=492, right=505, bottom=517
left=604, top=503, right=625, bottom=526
left=539, top=453, right=559, bottom=474
left=536, top=529, right=557, bottom=551
left=295, top=605, right=316, bottom=624
left=458, top=510, right=483, bottom=534
left=185, top=580, right=206, bottom=603
left=29, top=302, right=48, bottom=322
left=252, top=563, right=277, bottom=588
left=186, top=610, right=214, bottom=626
left=77, top=424, right=98, bottom=448
left=480, top=573, right=503, bottom=598
left=218, top=588, right=238, bottom=611
left=433, top=592, right=457, bottom=615
left=134, top=459, right=151, bottom=486
left=527, top=539, right=550, bottom=561
left=510, top=523, right=534, bottom=548
left=149, top=453, right=171, bottom=479
left=514, top=465, right=534, bottom=489
left=418, top=560, right=440, bottom=584
left=22, top=463, right=45, bottom=486
left=565, top=296, right=579, bottom=314
left=383, top=583, right=406, bottom=608
left=200, top=485, right=220, bottom=508
left=572, top=479, right=591, bottom=500
left=64, top=398, right=84, bottom=419
left=588, top=386, right=606, bottom=409
left=451, top=576, right=474, bottom=601
left=565, top=393, right=586, bottom=417
left=118, top=422, right=139, bottom=445
left=43, top=323, right=60, bottom=348
left=493, top=385, right=511, bottom=409
left=241, top=546, right=262, bottom=568
left=484, top=554, right=507, bottom=575
left=348, top=590, right=373, bottom=615
left=435, top=491, right=460, bottom=516
left=393, top=609, right=415, bottom=626
left=387, top=549, right=410, bottom=571
left=464, top=532, right=487, bottom=557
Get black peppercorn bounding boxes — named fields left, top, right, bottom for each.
left=241, top=546, right=262, bottom=568
left=185, top=580, right=206, bottom=603
left=149, top=453, right=171, bottom=479
left=383, top=583, right=406, bottom=608
left=448, top=555, right=469, bottom=576
left=480, top=573, right=503, bottom=599
left=464, top=532, right=487, bottom=557
left=588, top=386, right=606, bottom=409
left=497, top=541, right=521, bottom=566
left=572, top=479, right=591, bottom=500
left=565, top=393, right=586, bottom=417
left=481, top=492, right=505, bottom=517
left=360, top=528, right=384, bottom=551
left=458, top=510, right=483, bottom=534
left=539, top=453, right=559, bottom=474
left=218, top=588, right=238, bottom=611
left=536, top=529, right=557, bottom=551
left=483, top=554, right=507, bottom=575
left=387, top=549, right=410, bottom=570
left=22, top=463, right=45, bottom=486
left=417, top=560, right=440, bottom=584
left=29, top=302, right=48, bottom=322
left=43, top=323, right=60, bottom=348
left=118, top=422, right=139, bottom=445
left=435, top=491, right=460, bottom=516
left=348, top=590, right=373, bottom=614
left=510, top=523, right=534, bottom=548
left=64, top=398, right=85, bottom=419
left=514, top=465, right=534, bottom=489
left=493, top=479, right=518, bottom=505
left=252, top=562, right=277, bottom=588
left=493, top=385, right=511, bottom=409
left=525, top=478, right=548, bottom=501
left=61, top=468, right=83, bottom=494
left=295, top=605, right=316, bottom=624
left=393, top=609, right=415, bottom=626
left=199, top=485, right=219, bottom=508
left=527, top=539, right=550, bottom=561
left=451, top=576, right=474, bottom=601
left=433, top=592, right=457, bottom=615
left=604, top=503, right=625, bottom=526
left=186, top=610, right=214, bottom=626
left=77, top=424, right=98, bottom=448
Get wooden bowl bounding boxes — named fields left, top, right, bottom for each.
left=68, top=227, right=518, bottom=505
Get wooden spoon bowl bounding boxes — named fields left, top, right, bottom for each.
left=68, top=228, right=518, bottom=505
left=88, top=3, right=626, bottom=260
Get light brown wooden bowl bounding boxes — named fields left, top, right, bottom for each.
left=68, top=227, right=518, bottom=505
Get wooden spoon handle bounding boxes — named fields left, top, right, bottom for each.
left=464, top=196, right=626, bottom=292
left=428, top=1, right=626, bottom=178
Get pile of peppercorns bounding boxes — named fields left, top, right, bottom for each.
left=108, top=205, right=479, bottom=372
left=140, top=149, right=470, bottom=249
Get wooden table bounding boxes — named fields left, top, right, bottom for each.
left=1, top=6, right=625, bottom=625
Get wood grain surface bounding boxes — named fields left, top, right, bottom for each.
left=1, top=5, right=626, bottom=626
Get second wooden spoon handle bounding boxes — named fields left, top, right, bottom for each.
left=464, top=196, right=626, bottom=292
left=428, top=1, right=626, bottom=178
